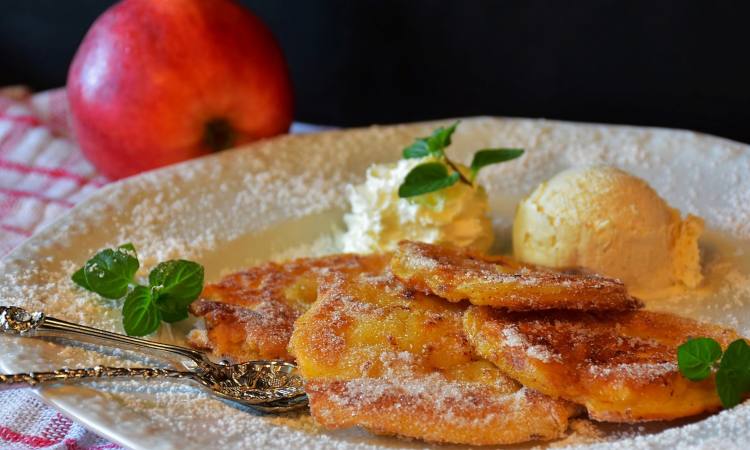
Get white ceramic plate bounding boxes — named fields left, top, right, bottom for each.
left=1, top=118, right=749, bottom=450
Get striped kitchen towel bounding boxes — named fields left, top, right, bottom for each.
left=0, top=86, right=107, bottom=256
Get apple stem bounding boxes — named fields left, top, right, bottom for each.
left=203, top=118, right=236, bottom=152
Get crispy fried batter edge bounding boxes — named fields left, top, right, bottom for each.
left=464, top=305, right=742, bottom=422
left=391, top=240, right=642, bottom=311
left=188, top=253, right=389, bottom=361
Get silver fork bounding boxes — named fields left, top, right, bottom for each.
left=0, top=306, right=307, bottom=412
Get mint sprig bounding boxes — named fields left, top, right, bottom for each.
left=72, top=244, right=204, bottom=336
left=470, top=148, right=525, bottom=179
left=398, top=162, right=460, bottom=198
left=398, top=122, right=524, bottom=198
left=72, top=243, right=139, bottom=299
left=150, top=260, right=204, bottom=323
left=678, top=337, right=750, bottom=408
left=402, top=122, right=457, bottom=159
left=122, top=286, right=160, bottom=336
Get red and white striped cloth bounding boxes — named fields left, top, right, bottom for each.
left=0, top=86, right=120, bottom=449
left=0, top=86, right=108, bottom=256
left=0, top=389, right=119, bottom=450
left=0, top=86, right=328, bottom=449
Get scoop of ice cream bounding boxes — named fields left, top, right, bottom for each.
left=341, top=157, right=493, bottom=254
left=513, top=165, right=703, bottom=295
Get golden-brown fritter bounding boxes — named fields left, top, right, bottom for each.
left=464, top=305, right=742, bottom=422
left=289, top=270, right=578, bottom=445
left=187, top=253, right=389, bottom=362
left=391, top=240, right=641, bottom=311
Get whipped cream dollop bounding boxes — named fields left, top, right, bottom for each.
left=341, top=157, right=493, bottom=254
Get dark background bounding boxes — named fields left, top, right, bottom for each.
left=2, top=1, right=749, bottom=143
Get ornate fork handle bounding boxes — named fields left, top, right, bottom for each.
left=0, top=366, right=190, bottom=390
left=0, top=305, right=208, bottom=367
left=0, top=306, right=309, bottom=411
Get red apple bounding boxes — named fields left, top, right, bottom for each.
left=67, top=0, right=293, bottom=179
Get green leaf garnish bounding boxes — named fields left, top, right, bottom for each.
left=398, top=162, right=460, bottom=198
left=469, top=148, right=525, bottom=180
left=677, top=337, right=723, bottom=381
left=402, top=121, right=459, bottom=159
left=71, top=267, right=91, bottom=290
left=149, top=260, right=204, bottom=304
left=122, top=286, right=160, bottom=337
left=71, top=244, right=204, bottom=336
left=157, top=303, right=190, bottom=324
left=425, top=122, right=458, bottom=154
left=678, top=337, right=750, bottom=408
left=716, top=340, right=750, bottom=407
left=74, top=243, right=139, bottom=299
left=398, top=122, right=524, bottom=198
left=402, top=139, right=431, bottom=159
left=716, top=368, right=745, bottom=408
left=150, top=260, right=204, bottom=323
left=721, top=339, right=750, bottom=374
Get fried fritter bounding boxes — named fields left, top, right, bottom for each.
left=464, top=305, right=742, bottom=422
left=289, top=269, right=578, bottom=445
left=187, top=253, right=389, bottom=362
left=391, top=240, right=641, bottom=311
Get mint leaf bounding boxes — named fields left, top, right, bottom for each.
left=716, top=367, right=746, bottom=408
left=402, top=121, right=459, bottom=159
left=721, top=339, right=750, bottom=373
left=72, top=243, right=136, bottom=291
left=149, top=260, right=204, bottom=303
left=398, top=163, right=460, bottom=198
left=71, top=267, right=91, bottom=290
left=470, top=148, right=524, bottom=179
left=158, top=304, right=190, bottom=323
left=678, top=338, right=723, bottom=381
left=403, top=139, right=431, bottom=159
left=716, top=339, right=750, bottom=407
left=79, top=244, right=139, bottom=299
left=122, top=286, right=160, bottom=336
left=149, top=260, right=204, bottom=323
left=425, top=121, right=458, bottom=154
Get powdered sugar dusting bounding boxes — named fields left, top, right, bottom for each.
left=503, top=325, right=559, bottom=363
left=323, top=372, right=528, bottom=427
left=588, top=362, right=678, bottom=380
